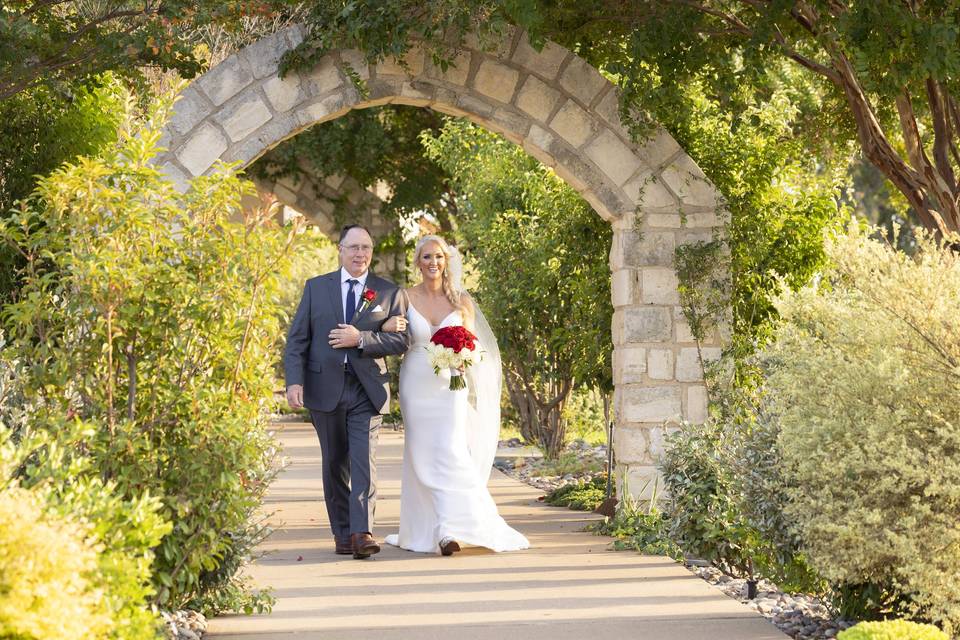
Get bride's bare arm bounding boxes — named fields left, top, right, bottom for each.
left=460, top=292, right=476, bottom=333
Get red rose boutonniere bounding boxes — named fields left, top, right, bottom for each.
left=357, top=288, right=377, bottom=315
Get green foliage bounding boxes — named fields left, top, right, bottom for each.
left=0, top=422, right=168, bottom=640
left=421, top=118, right=612, bottom=458
left=0, top=1, right=294, bottom=100
left=0, top=74, right=126, bottom=305
left=562, top=386, right=609, bottom=446
left=762, top=224, right=960, bottom=632
left=544, top=475, right=606, bottom=511
left=0, top=88, right=294, bottom=611
left=659, top=420, right=761, bottom=579
left=250, top=106, right=454, bottom=229
left=0, top=485, right=109, bottom=640
left=837, top=620, right=949, bottom=640
left=592, top=491, right=681, bottom=558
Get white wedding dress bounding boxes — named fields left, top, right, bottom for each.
left=384, top=304, right=529, bottom=553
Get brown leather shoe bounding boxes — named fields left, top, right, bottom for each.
left=439, top=537, right=461, bottom=556
left=334, top=537, right=352, bottom=555
left=350, top=532, right=380, bottom=559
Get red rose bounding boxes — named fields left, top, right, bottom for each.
left=431, top=325, right=478, bottom=353
left=362, top=289, right=376, bottom=302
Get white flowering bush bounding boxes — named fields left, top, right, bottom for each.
left=760, top=223, right=960, bottom=631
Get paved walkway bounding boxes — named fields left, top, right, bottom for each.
left=207, top=422, right=787, bottom=640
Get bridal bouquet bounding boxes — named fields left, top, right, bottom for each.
left=426, top=326, right=481, bottom=390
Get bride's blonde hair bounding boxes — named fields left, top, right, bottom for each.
left=414, top=235, right=472, bottom=324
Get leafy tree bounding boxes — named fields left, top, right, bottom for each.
left=250, top=106, right=457, bottom=232
left=422, top=119, right=612, bottom=458
left=0, top=88, right=292, bottom=612
left=0, top=0, right=297, bottom=100
left=284, top=0, right=960, bottom=239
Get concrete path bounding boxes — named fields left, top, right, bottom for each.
left=207, top=422, right=787, bottom=640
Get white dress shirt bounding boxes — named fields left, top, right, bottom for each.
left=340, top=267, right=369, bottom=359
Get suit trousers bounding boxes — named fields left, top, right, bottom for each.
left=310, top=371, right=382, bottom=539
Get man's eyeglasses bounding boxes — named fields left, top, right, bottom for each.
left=340, top=243, right=374, bottom=253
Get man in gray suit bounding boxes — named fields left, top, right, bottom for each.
left=284, top=224, right=410, bottom=559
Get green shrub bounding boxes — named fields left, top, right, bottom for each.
left=660, top=420, right=760, bottom=578
left=592, top=488, right=681, bottom=557
left=0, top=88, right=296, bottom=611
left=0, top=486, right=108, bottom=640
left=762, top=224, right=960, bottom=631
left=837, top=620, right=948, bottom=640
left=545, top=475, right=607, bottom=511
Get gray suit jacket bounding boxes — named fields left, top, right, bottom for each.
left=283, top=271, right=410, bottom=414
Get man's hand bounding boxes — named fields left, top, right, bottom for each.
left=329, top=323, right=360, bottom=348
left=286, top=384, right=304, bottom=409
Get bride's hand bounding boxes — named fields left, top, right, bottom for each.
left=382, top=315, right=407, bottom=332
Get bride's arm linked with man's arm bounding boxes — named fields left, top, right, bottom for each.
left=357, top=286, right=411, bottom=358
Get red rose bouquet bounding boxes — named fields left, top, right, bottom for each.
left=426, top=325, right=481, bottom=390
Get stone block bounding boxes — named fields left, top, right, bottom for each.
left=674, top=307, right=696, bottom=343
left=622, top=385, right=682, bottom=423
left=197, top=56, right=253, bottom=107
left=399, top=81, right=434, bottom=106
left=625, top=173, right=678, bottom=211
left=647, top=425, right=681, bottom=459
left=622, top=230, right=676, bottom=268
left=660, top=154, right=721, bottom=208
left=559, top=56, right=608, bottom=106
left=457, top=93, right=495, bottom=119
left=595, top=87, right=622, bottom=129
left=647, top=349, right=674, bottom=380
left=685, top=210, right=720, bottom=228
left=676, top=346, right=722, bottom=382
left=175, top=122, right=228, bottom=176
left=472, top=59, right=520, bottom=104
left=515, top=75, right=562, bottom=123
left=272, top=181, right=298, bottom=204
left=522, top=124, right=557, bottom=167
left=221, top=112, right=299, bottom=167
left=621, top=464, right=661, bottom=500
left=623, top=307, right=672, bottom=343
left=296, top=93, right=354, bottom=127
left=614, top=426, right=648, bottom=463
left=376, top=47, right=425, bottom=76
left=159, top=162, right=190, bottom=193
left=645, top=213, right=682, bottom=229
left=306, top=57, right=345, bottom=96
left=641, top=267, right=680, bottom=305
left=424, top=51, right=472, bottom=86
left=636, top=128, right=682, bottom=170
left=489, top=108, right=532, bottom=139
left=240, top=31, right=289, bottom=79
left=216, top=95, right=272, bottom=142
left=613, top=345, right=646, bottom=384
left=169, top=85, right=211, bottom=137
left=549, top=99, right=594, bottom=148
left=263, top=73, right=303, bottom=112
left=365, top=78, right=400, bottom=106
left=611, top=268, right=637, bottom=307
left=512, top=32, right=568, bottom=80
left=584, top=128, right=644, bottom=187
left=687, top=385, right=709, bottom=423
left=340, top=49, right=372, bottom=80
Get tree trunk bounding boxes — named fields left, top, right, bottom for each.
left=504, top=369, right=572, bottom=459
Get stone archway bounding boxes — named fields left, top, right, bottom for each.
left=155, top=24, right=724, bottom=497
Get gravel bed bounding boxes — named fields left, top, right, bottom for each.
left=688, top=566, right=856, bottom=639
left=161, top=610, right=207, bottom=639
left=494, top=438, right=608, bottom=493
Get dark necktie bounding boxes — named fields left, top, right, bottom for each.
left=345, top=279, right=358, bottom=321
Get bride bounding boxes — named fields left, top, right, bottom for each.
left=380, top=235, right=529, bottom=555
